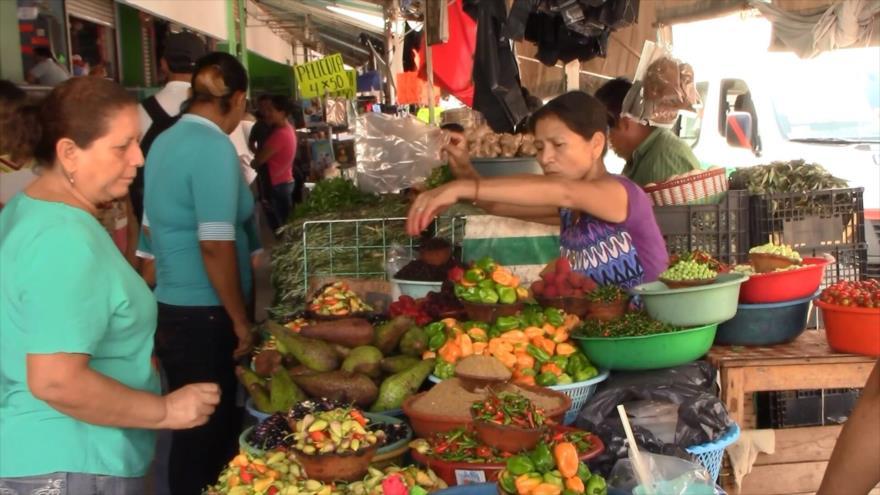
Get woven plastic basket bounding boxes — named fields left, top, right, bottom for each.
left=644, top=168, right=728, bottom=206
left=427, top=369, right=609, bottom=425
left=686, top=422, right=741, bottom=483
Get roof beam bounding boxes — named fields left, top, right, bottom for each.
left=258, top=0, right=383, bottom=34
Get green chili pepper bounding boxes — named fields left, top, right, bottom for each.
left=475, top=256, right=497, bottom=273
left=496, top=316, right=521, bottom=331
left=529, top=442, right=554, bottom=472
left=586, top=474, right=606, bottom=495
left=536, top=371, right=558, bottom=386
left=506, top=455, right=536, bottom=476
left=577, top=463, right=592, bottom=482
left=478, top=287, right=499, bottom=304
left=465, top=268, right=486, bottom=283
left=425, top=321, right=446, bottom=337
left=497, top=286, right=517, bottom=304
left=499, top=471, right=518, bottom=493
left=478, top=279, right=496, bottom=290
left=428, top=332, right=448, bottom=351
left=556, top=373, right=573, bottom=385
left=434, top=360, right=455, bottom=379
left=543, top=471, right=563, bottom=487
left=527, top=344, right=551, bottom=363
left=544, top=307, right=565, bottom=327
left=574, top=366, right=598, bottom=383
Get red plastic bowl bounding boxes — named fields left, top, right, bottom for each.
left=816, top=300, right=880, bottom=357
left=739, top=257, right=828, bottom=304
left=410, top=427, right=605, bottom=486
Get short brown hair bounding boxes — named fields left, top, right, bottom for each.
left=33, top=77, right=136, bottom=166
left=0, top=80, right=40, bottom=163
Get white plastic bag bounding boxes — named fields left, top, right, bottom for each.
left=354, top=113, right=443, bottom=193
left=609, top=451, right=718, bottom=495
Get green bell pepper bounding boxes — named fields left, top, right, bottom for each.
left=519, top=367, right=537, bottom=377
left=563, top=490, right=580, bottom=495
left=497, top=286, right=517, bottom=304
left=461, top=287, right=480, bottom=303
left=498, top=471, right=517, bottom=494
left=428, top=332, right=447, bottom=351
left=425, top=321, right=446, bottom=337
left=465, top=267, right=486, bottom=283
left=529, top=442, right=554, bottom=472
left=565, top=353, right=590, bottom=376
left=551, top=355, right=569, bottom=371
left=488, top=325, right=503, bottom=339
left=454, top=284, right=468, bottom=299
left=577, top=463, right=592, bottom=482
left=586, top=474, right=606, bottom=495
left=574, top=366, right=599, bottom=383
left=536, top=371, right=558, bottom=386
left=478, top=279, right=496, bottom=290
left=527, top=344, right=551, bottom=364
left=522, top=305, right=546, bottom=327
left=505, top=455, right=535, bottom=476
left=556, top=373, right=573, bottom=385
left=433, top=360, right=455, bottom=379
left=478, top=287, right=499, bottom=304
left=544, top=307, right=565, bottom=327
left=543, top=471, right=563, bottom=488
left=475, top=256, right=497, bottom=273
left=496, top=316, right=521, bottom=332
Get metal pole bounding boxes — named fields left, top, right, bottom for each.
left=383, top=3, right=396, bottom=105
left=238, top=0, right=249, bottom=72
left=226, top=0, right=238, bottom=57
left=424, top=31, right=435, bottom=125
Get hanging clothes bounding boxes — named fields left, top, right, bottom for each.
left=417, top=0, right=478, bottom=106
left=464, top=0, right=529, bottom=133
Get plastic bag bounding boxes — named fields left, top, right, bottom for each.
left=621, top=41, right=701, bottom=127
left=354, top=113, right=443, bottom=193
left=609, top=451, right=719, bottom=495
left=576, top=363, right=732, bottom=476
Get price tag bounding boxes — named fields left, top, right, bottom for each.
left=454, top=469, right=487, bottom=485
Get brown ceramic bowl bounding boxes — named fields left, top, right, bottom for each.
left=294, top=443, right=378, bottom=482
left=585, top=299, right=629, bottom=322
left=460, top=300, right=524, bottom=323
left=402, top=393, right=474, bottom=438
left=472, top=420, right=545, bottom=453
left=658, top=277, right=718, bottom=289
left=749, top=253, right=800, bottom=274
left=535, top=296, right=591, bottom=318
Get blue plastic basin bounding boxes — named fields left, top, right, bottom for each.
left=715, top=291, right=818, bottom=346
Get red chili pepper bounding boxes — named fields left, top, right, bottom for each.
left=268, top=487, right=279, bottom=495
left=240, top=467, right=253, bottom=483
left=309, top=431, right=326, bottom=442
left=350, top=410, right=367, bottom=426
left=476, top=446, right=493, bottom=458
left=435, top=441, right=450, bottom=454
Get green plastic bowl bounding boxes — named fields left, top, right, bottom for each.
left=573, top=323, right=719, bottom=370
left=632, top=273, right=749, bottom=326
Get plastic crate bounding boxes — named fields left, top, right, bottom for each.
left=653, top=190, right=750, bottom=265
left=749, top=187, right=865, bottom=249
left=797, top=243, right=868, bottom=286
left=686, top=423, right=741, bottom=483
left=756, top=388, right=862, bottom=429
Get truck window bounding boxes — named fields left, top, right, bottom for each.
left=677, top=81, right=708, bottom=148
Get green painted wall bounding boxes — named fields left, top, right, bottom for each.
left=0, top=0, right=23, bottom=82
left=217, top=43, right=294, bottom=96
left=118, top=3, right=145, bottom=88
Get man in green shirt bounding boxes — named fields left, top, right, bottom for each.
left=595, top=78, right=701, bottom=186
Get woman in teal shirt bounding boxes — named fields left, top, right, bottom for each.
left=0, top=77, right=220, bottom=494
left=143, top=52, right=258, bottom=495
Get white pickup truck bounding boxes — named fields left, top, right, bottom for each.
left=674, top=58, right=880, bottom=276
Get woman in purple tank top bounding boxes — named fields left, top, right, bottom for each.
left=407, top=91, right=668, bottom=288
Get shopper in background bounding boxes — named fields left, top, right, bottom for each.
left=25, top=46, right=71, bottom=87
left=408, top=91, right=668, bottom=288
left=251, top=94, right=297, bottom=230
left=0, top=77, right=219, bottom=495
left=0, top=80, right=40, bottom=209
left=595, top=77, right=701, bottom=186
left=143, top=52, right=259, bottom=495
left=134, top=31, right=208, bottom=287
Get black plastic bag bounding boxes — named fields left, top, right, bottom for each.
left=576, top=362, right=732, bottom=477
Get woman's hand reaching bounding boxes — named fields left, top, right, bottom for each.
left=443, top=135, right=480, bottom=180
left=406, top=181, right=467, bottom=236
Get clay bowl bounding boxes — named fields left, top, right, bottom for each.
left=659, top=277, right=718, bottom=289
left=460, top=300, right=524, bottom=323
left=402, top=393, right=474, bottom=438
left=535, top=296, right=591, bottom=318
left=472, top=419, right=545, bottom=453
left=749, top=253, right=800, bottom=274
left=294, top=443, right=378, bottom=482
left=585, top=298, right=629, bottom=322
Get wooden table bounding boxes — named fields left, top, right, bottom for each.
left=708, top=329, right=877, bottom=495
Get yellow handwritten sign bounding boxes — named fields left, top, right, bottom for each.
left=295, top=54, right=350, bottom=98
